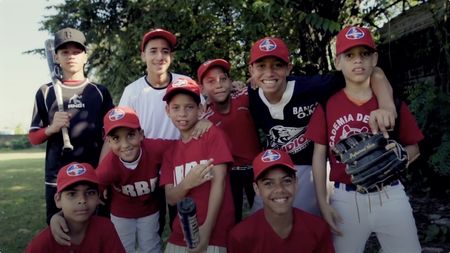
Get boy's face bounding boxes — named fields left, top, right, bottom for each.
left=201, top=67, right=232, bottom=104
left=166, top=93, right=203, bottom=134
left=55, top=43, right=87, bottom=75
left=254, top=167, right=297, bottom=216
left=107, top=127, right=144, bottom=162
left=141, top=38, right=173, bottom=76
left=334, top=46, right=378, bottom=85
left=249, top=56, right=292, bottom=96
left=55, top=183, right=99, bottom=223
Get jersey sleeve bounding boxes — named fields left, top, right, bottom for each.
left=95, top=152, right=119, bottom=186
left=99, top=85, right=114, bottom=117
left=160, top=145, right=175, bottom=186
left=305, top=104, right=327, bottom=145
left=227, top=227, right=248, bottom=253
left=206, top=128, right=234, bottom=166
left=118, top=85, right=133, bottom=107
left=398, top=102, right=424, bottom=145
left=101, top=219, right=126, bottom=253
left=315, top=222, right=335, bottom=253
left=29, top=85, right=50, bottom=131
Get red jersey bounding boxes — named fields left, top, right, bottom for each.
left=160, top=126, right=235, bottom=247
left=96, top=139, right=174, bottom=218
left=228, top=208, right=334, bottom=253
left=306, top=90, right=424, bottom=183
left=24, top=216, right=125, bottom=253
left=203, top=89, right=261, bottom=166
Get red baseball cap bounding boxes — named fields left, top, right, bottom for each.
left=336, top=26, right=377, bottom=55
left=140, top=28, right=177, bottom=52
left=249, top=37, right=289, bottom=64
left=252, top=149, right=296, bottom=180
left=57, top=162, right=99, bottom=193
left=163, top=77, right=201, bottom=103
left=197, top=59, right=231, bottom=84
left=103, top=106, right=141, bottom=136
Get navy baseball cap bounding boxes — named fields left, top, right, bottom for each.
left=54, top=28, right=87, bottom=52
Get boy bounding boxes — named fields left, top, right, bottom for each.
left=247, top=36, right=397, bottom=215
left=28, top=27, right=114, bottom=224
left=227, top=149, right=334, bottom=253
left=197, top=59, right=261, bottom=222
left=96, top=106, right=174, bottom=253
left=160, top=77, right=235, bottom=253
left=25, top=162, right=125, bottom=252
left=306, top=26, right=422, bottom=253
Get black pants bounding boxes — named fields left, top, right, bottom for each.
left=229, top=168, right=255, bottom=222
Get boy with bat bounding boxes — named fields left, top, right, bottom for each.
left=28, top=27, right=114, bottom=224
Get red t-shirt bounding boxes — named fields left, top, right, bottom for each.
left=306, top=90, right=424, bottom=183
left=160, top=126, right=235, bottom=247
left=24, top=216, right=126, bottom=253
left=204, top=89, right=261, bottom=165
left=228, top=208, right=334, bottom=253
left=96, top=139, right=174, bottom=218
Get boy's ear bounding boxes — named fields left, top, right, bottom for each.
left=54, top=193, right=62, bottom=209
left=165, top=103, right=170, bottom=115
left=140, top=51, right=146, bottom=62
left=371, top=52, right=379, bottom=67
left=253, top=182, right=261, bottom=196
left=334, top=55, right=342, bottom=71
left=286, top=62, right=293, bottom=75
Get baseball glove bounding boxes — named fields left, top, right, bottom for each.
left=332, top=133, right=409, bottom=192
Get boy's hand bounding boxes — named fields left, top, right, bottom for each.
left=50, top=211, right=71, bottom=246
left=191, top=119, right=212, bottom=139
left=46, top=111, right=71, bottom=135
left=184, top=159, right=214, bottom=189
left=319, top=202, right=343, bottom=236
left=369, top=108, right=396, bottom=138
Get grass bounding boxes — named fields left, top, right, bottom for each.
left=0, top=152, right=46, bottom=253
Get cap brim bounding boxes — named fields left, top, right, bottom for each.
left=254, top=163, right=296, bottom=181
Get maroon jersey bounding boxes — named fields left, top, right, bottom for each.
left=228, top=208, right=334, bottom=253
left=24, top=216, right=125, bottom=253
left=160, top=126, right=235, bottom=247
left=203, top=89, right=261, bottom=165
left=306, top=90, right=424, bottom=183
left=96, top=139, right=174, bottom=218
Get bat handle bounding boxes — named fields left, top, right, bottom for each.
left=62, top=128, right=74, bottom=150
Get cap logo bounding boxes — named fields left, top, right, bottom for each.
left=64, top=30, right=73, bottom=39
left=259, top=39, right=277, bottom=52
left=172, top=78, right=189, bottom=87
left=261, top=149, right=281, bottom=162
left=66, top=163, right=87, bottom=176
left=108, top=108, right=125, bottom=121
left=345, top=27, right=365, bottom=40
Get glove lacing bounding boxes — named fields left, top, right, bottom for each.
left=354, top=184, right=390, bottom=223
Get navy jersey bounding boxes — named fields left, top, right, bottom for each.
left=30, top=80, right=114, bottom=183
left=248, top=73, right=344, bottom=165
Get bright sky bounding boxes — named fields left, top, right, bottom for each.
left=0, top=0, right=61, bottom=132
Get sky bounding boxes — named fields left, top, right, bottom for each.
left=0, top=0, right=62, bottom=133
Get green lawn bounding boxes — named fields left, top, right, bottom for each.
left=0, top=153, right=46, bottom=252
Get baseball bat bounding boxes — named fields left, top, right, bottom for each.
left=44, top=39, right=74, bottom=151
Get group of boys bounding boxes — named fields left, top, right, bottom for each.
left=26, top=24, right=423, bottom=253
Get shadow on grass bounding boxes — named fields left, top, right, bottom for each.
left=0, top=158, right=46, bottom=253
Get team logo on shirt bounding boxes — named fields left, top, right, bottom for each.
left=345, top=27, right=365, bottom=40
left=259, top=39, right=277, bottom=52
left=108, top=108, right=125, bottom=121
left=267, top=125, right=309, bottom=154
left=66, top=163, right=87, bottom=176
left=68, top=94, right=85, bottom=109
left=261, top=149, right=281, bottom=162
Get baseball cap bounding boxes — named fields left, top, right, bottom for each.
left=163, top=77, right=201, bottom=104
left=249, top=37, right=289, bottom=64
left=197, top=59, right=231, bottom=84
left=103, top=106, right=141, bottom=136
left=54, top=28, right=87, bottom=52
left=336, top=26, right=377, bottom=55
left=57, top=162, right=99, bottom=193
left=253, top=149, right=296, bottom=180
left=141, top=28, right=177, bottom=52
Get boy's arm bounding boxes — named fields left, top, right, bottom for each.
left=165, top=159, right=214, bottom=205
left=190, top=164, right=227, bottom=253
left=406, top=144, right=420, bottom=166
left=370, top=67, right=396, bottom=137
left=49, top=211, right=71, bottom=246
left=312, top=143, right=342, bottom=235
